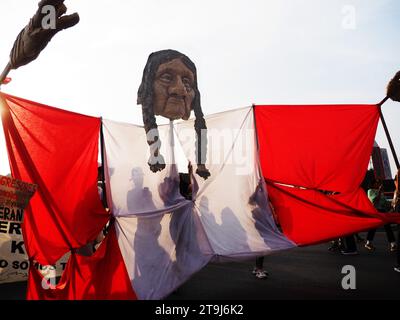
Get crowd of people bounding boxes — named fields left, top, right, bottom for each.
left=327, top=169, right=400, bottom=274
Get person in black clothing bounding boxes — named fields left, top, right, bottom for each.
left=392, top=170, right=400, bottom=273
left=364, top=178, right=397, bottom=252
left=252, top=256, right=269, bottom=279
left=340, top=235, right=359, bottom=255
left=248, top=180, right=274, bottom=279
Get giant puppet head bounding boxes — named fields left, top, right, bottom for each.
left=137, top=50, right=210, bottom=179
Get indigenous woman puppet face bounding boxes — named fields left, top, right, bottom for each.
left=153, top=58, right=195, bottom=120
left=137, top=49, right=210, bottom=179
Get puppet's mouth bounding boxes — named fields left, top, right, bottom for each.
left=164, top=103, right=186, bottom=120
left=168, top=96, right=185, bottom=103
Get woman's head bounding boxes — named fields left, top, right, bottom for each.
left=138, top=49, right=200, bottom=121
left=137, top=50, right=209, bottom=179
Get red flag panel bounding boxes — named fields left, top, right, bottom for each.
left=255, top=105, right=379, bottom=193
left=267, top=183, right=385, bottom=245
left=27, top=226, right=137, bottom=300
left=1, top=93, right=109, bottom=265
left=255, top=104, right=399, bottom=245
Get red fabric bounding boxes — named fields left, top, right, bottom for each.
left=255, top=104, right=400, bottom=245
left=27, top=226, right=137, bottom=300
left=267, top=183, right=384, bottom=245
left=0, top=93, right=109, bottom=265
left=255, top=105, right=379, bottom=192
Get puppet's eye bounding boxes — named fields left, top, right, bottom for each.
left=160, top=73, right=172, bottom=82
left=182, top=77, right=193, bottom=90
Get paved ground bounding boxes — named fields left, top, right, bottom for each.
left=1, top=231, right=399, bottom=300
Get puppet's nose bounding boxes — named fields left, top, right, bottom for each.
left=169, top=77, right=186, bottom=96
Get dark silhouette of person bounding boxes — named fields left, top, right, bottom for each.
left=125, top=167, right=172, bottom=298
left=158, top=164, right=184, bottom=207
left=219, top=207, right=251, bottom=260
left=127, top=167, right=157, bottom=213
left=248, top=180, right=273, bottom=279
left=197, top=196, right=219, bottom=241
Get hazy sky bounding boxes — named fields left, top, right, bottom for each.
left=0, top=0, right=399, bottom=176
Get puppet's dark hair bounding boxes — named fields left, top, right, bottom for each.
left=137, top=49, right=209, bottom=178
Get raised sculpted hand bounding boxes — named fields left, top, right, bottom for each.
left=9, top=0, right=79, bottom=69
left=387, top=71, right=400, bottom=102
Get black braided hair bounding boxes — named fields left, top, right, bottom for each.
left=137, top=49, right=210, bottom=179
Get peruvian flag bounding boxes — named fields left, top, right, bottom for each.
left=0, top=92, right=136, bottom=299
left=1, top=92, right=398, bottom=300
left=255, top=104, right=400, bottom=245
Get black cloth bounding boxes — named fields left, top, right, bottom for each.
left=343, top=235, right=357, bottom=252
left=255, top=257, right=264, bottom=269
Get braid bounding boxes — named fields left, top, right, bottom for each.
left=193, top=93, right=210, bottom=179
left=142, top=101, right=165, bottom=172
left=194, top=103, right=207, bottom=165
left=137, top=53, right=166, bottom=172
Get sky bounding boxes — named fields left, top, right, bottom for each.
left=0, top=0, right=399, bottom=176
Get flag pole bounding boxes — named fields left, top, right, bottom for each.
left=99, top=119, right=109, bottom=208
left=0, top=63, right=11, bottom=88
left=377, top=96, right=400, bottom=170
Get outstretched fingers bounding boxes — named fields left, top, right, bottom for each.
left=33, top=0, right=78, bottom=31
left=56, top=13, right=80, bottom=31
left=38, top=0, right=65, bottom=8
left=56, top=3, right=67, bottom=18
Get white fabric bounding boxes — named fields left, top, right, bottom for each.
left=102, top=121, right=187, bottom=217
left=175, top=107, right=295, bottom=260
left=115, top=205, right=211, bottom=300
left=102, top=107, right=295, bottom=300
left=103, top=120, right=211, bottom=300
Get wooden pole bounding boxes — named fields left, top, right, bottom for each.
left=0, top=63, right=11, bottom=88
left=377, top=96, right=400, bottom=170
left=99, top=119, right=109, bottom=208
